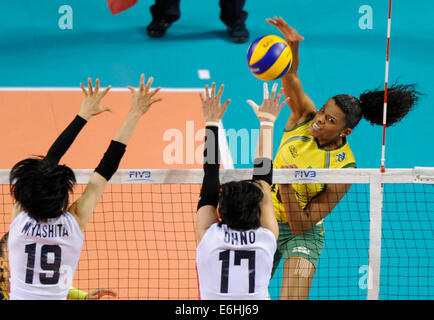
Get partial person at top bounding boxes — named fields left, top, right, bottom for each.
left=146, top=0, right=249, bottom=43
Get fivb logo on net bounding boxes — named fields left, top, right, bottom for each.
left=129, top=170, right=152, bottom=181
left=294, top=170, right=317, bottom=180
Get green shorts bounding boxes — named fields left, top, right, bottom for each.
left=272, top=220, right=325, bottom=275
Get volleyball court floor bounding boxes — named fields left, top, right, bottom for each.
left=0, top=1, right=433, bottom=299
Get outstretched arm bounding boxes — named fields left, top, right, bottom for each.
left=195, top=83, right=230, bottom=244
left=45, top=78, right=111, bottom=164
left=69, top=74, right=162, bottom=230
left=266, top=17, right=316, bottom=127
left=247, top=83, right=288, bottom=239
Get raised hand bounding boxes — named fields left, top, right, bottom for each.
left=247, top=82, right=289, bottom=123
left=266, top=16, right=304, bottom=43
left=127, top=73, right=162, bottom=116
left=199, top=82, right=231, bottom=123
left=79, top=78, right=112, bottom=120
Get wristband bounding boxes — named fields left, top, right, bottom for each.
left=95, top=140, right=126, bottom=181
left=260, top=121, right=274, bottom=127
left=205, top=121, right=219, bottom=127
left=257, top=111, right=276, bottom=122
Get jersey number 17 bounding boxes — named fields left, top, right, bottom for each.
left=219, top=249, right=255, bottom=294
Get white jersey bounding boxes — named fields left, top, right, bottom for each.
left=196, top=223, right=276, bottom=300
left=8, top=211, right=84, bottom=300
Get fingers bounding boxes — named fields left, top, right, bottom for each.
left=139, top=73, right=145, bottom=92
left=88, top=288, right=118, bottom=300
left=246, top=99, right=259, bottom=111
left=270, top=83, right=278, bottom=100
left=221, top=98, right=231, bottom=112
left=87, top=78, right=93, bottom=95
left=203, top=83, right=225, bottom=101
left=216, top=84, right=224, bottom=101
left=127, top=85, right=135, bottom=94
left=204, top=84, right=210, bottom=99
left=279, top=96, right=290, bottom=108
left=100, top=85, right=112, bottom=99
left=80, top=83, right=87, bottom=96
left=263, top=82, right=269, bottom=100
left=148, top=86, right=160, bottom=98
left=211, top=82, right=216, bottom=98
left=145, top=76, right=154, bottom=93
left=265, top=17, right=277, bottom=25
left=95, top=78, right=100, bottom=93
left=275, top=87, right=283, bottom=101
left=150, top=97, right=163, bottom=105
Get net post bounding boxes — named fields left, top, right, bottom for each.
left=367, top=171, right=383, bottom=300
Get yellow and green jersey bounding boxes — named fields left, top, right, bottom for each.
left=272, top=116, right=356, bottom=223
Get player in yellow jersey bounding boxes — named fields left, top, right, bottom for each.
left=0, top=232, right=117, bottom=300
left=266, top=16, right=421, bottom=300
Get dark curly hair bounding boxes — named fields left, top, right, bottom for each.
left=332, top=83, right=422, bottom=129
left=9, top=157, right=76, bottom=222
left=218, top=180, right=264, bottom=231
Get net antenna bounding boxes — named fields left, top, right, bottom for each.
left=368, top=0, right=393, bottom=300
left=380, top=0, right=392, bottom=173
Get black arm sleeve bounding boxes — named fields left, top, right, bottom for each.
left=94, top=140, right=126, bottom=181
left=252, top=157, right=273, bottom=185
left=197, top=125, right=220, bottom=211
left=45, top=115, right=87, bottom=164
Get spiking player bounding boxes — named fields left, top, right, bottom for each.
left=267, top=16, right=421, bottom=300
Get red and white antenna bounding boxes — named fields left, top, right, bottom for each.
left=380, top=0, right=392, bottom=173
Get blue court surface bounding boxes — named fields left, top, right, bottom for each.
left=0, top=0, right=433, bottom=299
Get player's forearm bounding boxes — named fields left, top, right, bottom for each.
left=112, top=110, right=142, bottom=145
left=284, top=41, right=300, bottom=76
left=255, top=123, right=273, bottom=160
left=197, top=125, right=220, bottom=210
left=253, top=124, right=274, bottom=185
left=280, top=184, right=331, bottom=235
left=45, top=115, right=87, bottom=163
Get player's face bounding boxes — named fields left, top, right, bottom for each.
left=309, top=99, right=349, bottom=144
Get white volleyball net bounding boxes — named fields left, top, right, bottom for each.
left=0, top=168, right=433, bottom=300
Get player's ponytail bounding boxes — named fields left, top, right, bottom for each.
left=332, top=83, right=421, bottom=129
left=358, top=83, right=421, bottom=127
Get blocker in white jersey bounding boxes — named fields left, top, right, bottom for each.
left=197, top=223, right=276, bottom=300
left=195, top=82, right=282, bottom=300
left=7, top=75, right=161, bottom=300
left=8, top=211, right=83, bottom=300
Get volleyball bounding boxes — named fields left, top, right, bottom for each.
left=247, top=35, right=292, bottom=81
